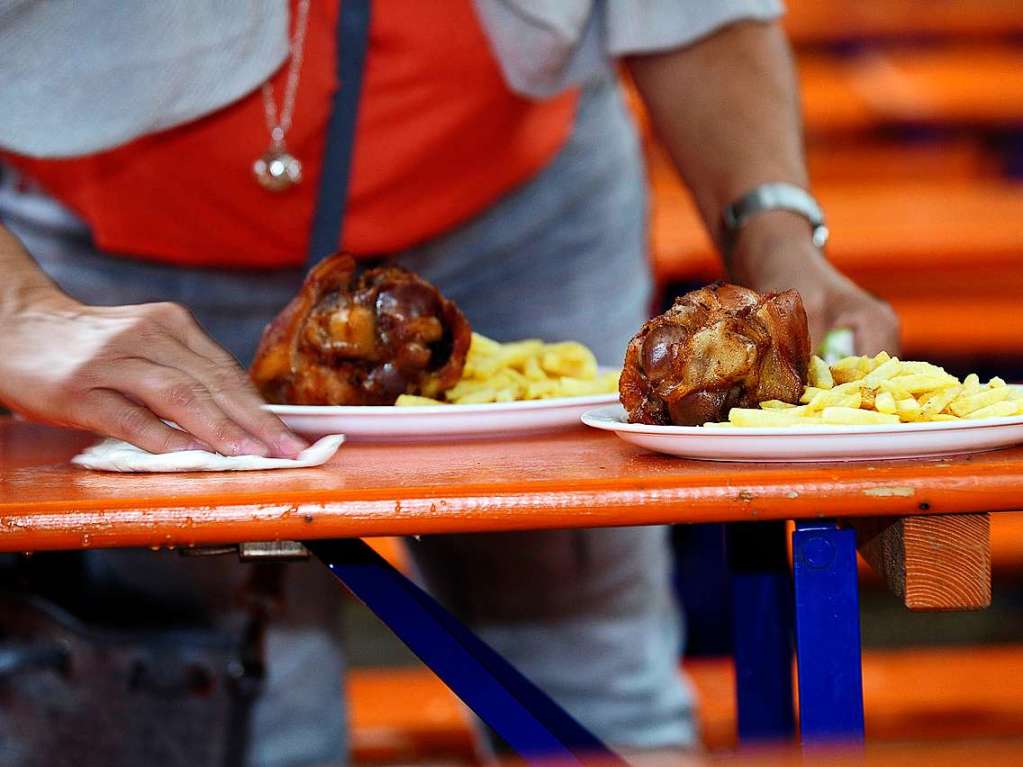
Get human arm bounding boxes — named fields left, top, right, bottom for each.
left=0, top=225, right=307, bottom=456
left=625, top=20, right=899, bottom=355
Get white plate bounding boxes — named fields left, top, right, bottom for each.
left=266, top=393, right=617, bottom=442
left=581, top=403, right=1023, bottom=462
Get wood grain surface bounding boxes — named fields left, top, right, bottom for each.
left=2, top=420, right=1023, bottom=552
left=854, top=513, right=991, bottom=610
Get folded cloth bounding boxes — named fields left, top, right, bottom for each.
left=71, top=434, right=344, bottom=473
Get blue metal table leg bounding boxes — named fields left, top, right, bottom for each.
left=727, top=522, right=796, bottom=741
left=305, top=538, right=623, bottom=765
left=792, top=520, right=865, bottom=742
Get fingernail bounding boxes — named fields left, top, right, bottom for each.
left=235, top=439, right=269, bottom=457
left=270, top=435, right=307, bottom=459
left=184, top=440, right=212, bottom=452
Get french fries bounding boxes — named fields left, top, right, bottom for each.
left=395, top=333, right=619, bottom=406
left=717, top=352, right=1023, bottom=427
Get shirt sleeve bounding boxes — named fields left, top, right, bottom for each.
left=475, top=0, right=786, bottom=99
left=606, top=0, right=785, bottom=56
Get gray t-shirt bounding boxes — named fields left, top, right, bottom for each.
left=0, top=0, right=782, bottom=158
left=0, top=0, right=289, bottom=156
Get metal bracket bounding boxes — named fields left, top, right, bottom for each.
left=178, top=541, right=309, bottom=561
left=238, top=541, right=309, bottom=561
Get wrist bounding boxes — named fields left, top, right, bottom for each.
left=0, top=274, right=75, bottom=328
left=0, top=230, right=74, bottom=325
left=724, top=210, right=826, bottom=288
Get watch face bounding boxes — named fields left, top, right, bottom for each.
left=723, top=183, right=826, bottom=249
left=812, top=225, right=830, bottom=249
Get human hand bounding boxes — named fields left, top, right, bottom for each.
left=726, top=211, right=901, bottom=356
left=0, top=290, right=308, bottom=457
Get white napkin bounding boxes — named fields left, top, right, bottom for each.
left=71, top=434, right=345, bottom=473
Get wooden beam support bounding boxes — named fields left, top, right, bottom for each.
left=851, top=513, right=991, bottom=611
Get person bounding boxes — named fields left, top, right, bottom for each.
left=0, top=2, right=899, bottom=765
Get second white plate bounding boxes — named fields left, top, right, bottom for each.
left=581, top=403, right=1023, bottom=462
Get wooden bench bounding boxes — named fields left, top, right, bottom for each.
left=347, top=667, right=482, bottom=765
left=699, top=645, right=1023, bottom=748
left=648, top=168, right=1023, bottom=357
left=805, top=139, right=996, bottom=184
left=797, top=56, right=877, bottom=134
left=347, top=645, right=1023, bottom=762
left=842, top=45, right=1023, bottom=128
left=624, top=24, right=1023, bottom=134
left=648, top=149, right=1023, bottom=279
left=797, top=44, right=1023, bottom=134
left=991, top=513, right=1023, bottom=571
left=784, top=0, right=1023, bottom=45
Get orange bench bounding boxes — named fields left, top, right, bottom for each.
left=347, top=645, right=1023, bottom=762
left=622, top=15, right=1023, bottom=133
left=651, top=177, right=1023, bottom=283
left=648, top=148, right=1023, bottom=274
left=804, top=139, right=996, bottom=185
left=843, top=45, right=1023, bottom=128
left=347, top=667, right=482, bottom=765
left=798, top=45, right=1023, bottom=134
left=696, top=646, right=1023, bottom=749
left=648, top=163, right=1023, bottom=357
left=991, top=513, right=1023, bottom=571
left=785, top=0, right=1023, bottom=45
left=797, top=56, right=877, bottom=134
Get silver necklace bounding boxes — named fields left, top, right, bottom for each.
left=253, top=0, right=312, bottom=192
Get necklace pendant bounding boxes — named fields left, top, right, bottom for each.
left=253, top=144, right=302, bottom=192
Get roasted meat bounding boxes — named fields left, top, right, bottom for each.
left=619, top=283, right=811, bottom=425
left=251, top=254, right=472, bottom=405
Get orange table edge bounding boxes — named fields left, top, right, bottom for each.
left=2, top=420, right=1022, bottom=553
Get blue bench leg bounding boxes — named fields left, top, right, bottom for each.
left=305, top=538, right=623, bottom=765
left=727, top=522, right=797, bottom=741
left=792, top=520, right=866, bottom=742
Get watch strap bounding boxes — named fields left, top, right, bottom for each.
left=722, top=182, right=829, bottom=249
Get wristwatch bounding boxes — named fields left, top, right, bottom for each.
left=722, top=182, right=829, bottom=249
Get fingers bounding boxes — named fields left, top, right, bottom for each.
left=94, top=358, right=271, bottom=456
left=167, top=337, right=308, bottom=457
left=145, top=304, right=308, bottom=457
left=853, top=322, right=884, bottom=357
left=836, top=303, right=901, bottom=358
left=806, top=314, right=829, bottom=359
left=876, top=302, right=902, bottom=356
left=80, top=389, right=205, bottom=454
left=856, top=325, right=896, bottom=358
left=152, top=302, right=249, bottom=366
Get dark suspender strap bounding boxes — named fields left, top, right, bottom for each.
left=306, top=0, right=372, bottom=269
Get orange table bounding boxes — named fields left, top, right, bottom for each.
left=4, top=420, right=1023, bottom=550
left=2, top=418, right=1021, bottom=754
